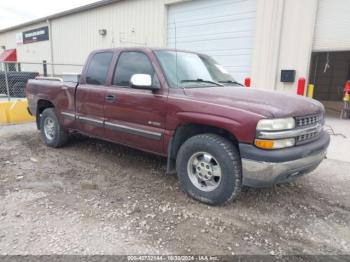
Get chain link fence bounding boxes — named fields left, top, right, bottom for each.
left=0, top=61, right=83, bottom=100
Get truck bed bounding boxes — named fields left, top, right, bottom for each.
left=27, top=79, right=78, bottom=119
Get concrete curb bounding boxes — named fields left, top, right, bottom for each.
left=0, top=99, right=35, bottom=124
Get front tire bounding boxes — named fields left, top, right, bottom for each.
left=40, top=108, right=69, bottom=148
left=176, top=134, right=242, bottom=205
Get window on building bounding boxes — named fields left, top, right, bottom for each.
left=86, top=52, right=113, bottom=85
left=113, top=52, right=157, bottom=87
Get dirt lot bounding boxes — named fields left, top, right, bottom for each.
left=0, top=123, right=349, bottom=255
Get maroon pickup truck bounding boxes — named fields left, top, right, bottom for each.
left=27, top=48, right=330, bottom=205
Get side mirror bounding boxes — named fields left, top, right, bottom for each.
left=130, top=74, right=159, bottom=91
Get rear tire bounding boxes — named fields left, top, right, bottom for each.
left=40, top=108, right=69, bottom=148
left=176, top=134, right=242, bottom=205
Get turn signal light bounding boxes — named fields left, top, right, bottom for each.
left=255, top=138, right=295, bottom=150
left=255, top=139, right=275, bottom=149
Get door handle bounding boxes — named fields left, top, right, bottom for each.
left=105, top=94, right=116, bottom=103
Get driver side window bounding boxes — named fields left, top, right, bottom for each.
left=113, top=51, right=159, bottom=88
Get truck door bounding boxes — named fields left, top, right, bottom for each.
left=75, top=51, right=114, bottom=137
left=103, top=51, right=168, bottom=155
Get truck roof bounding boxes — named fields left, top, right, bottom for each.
left=90, top=47, right=202, bottom=55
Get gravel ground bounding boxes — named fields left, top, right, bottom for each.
left=0, top=123, right=349, bottom=255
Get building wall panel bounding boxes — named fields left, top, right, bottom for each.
left=251, top=0, right=318, bottom=93
left=0, top=0, right=190, bottom=75
left=314, top=0, right=350, bottom=51
left=276, top=0, right=318, bottom=93
left=0, top=22, right=52, bottom=73
left=51, top=0, right=169, bottom=66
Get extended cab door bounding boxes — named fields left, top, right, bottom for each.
left=103, top=51, right=168, bottom=155
left=75, top=51, right=114, bottom=137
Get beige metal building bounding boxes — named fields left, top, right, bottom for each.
left=1, top=0, right=350, bottom=109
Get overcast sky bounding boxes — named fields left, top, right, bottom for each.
left=0, top=0, right=99, bottom=30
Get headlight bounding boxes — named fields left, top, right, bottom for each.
left=255, top=118, right=296, bottom=149
left=255, top=138, right=295, bottom=150
left=256, top=118, right=295, bottom=131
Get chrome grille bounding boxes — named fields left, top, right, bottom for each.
left=295, top=114, right=323, bottom=145
left=296, top=114, right=322, bottom=128
left=296, top=131, right=321, bottom=145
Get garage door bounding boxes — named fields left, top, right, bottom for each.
left=167, top=0, right=257, bottom=82
left=313, top=0, right=350, bottom=51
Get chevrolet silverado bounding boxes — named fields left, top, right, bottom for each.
left=26, top=48, right=330, bottom=205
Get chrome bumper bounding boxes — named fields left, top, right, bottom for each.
left=242, top=150, right=327, bottom=188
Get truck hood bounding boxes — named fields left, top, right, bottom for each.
left=183, top=86, right=324, bottom=118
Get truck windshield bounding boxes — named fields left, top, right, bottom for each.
left=154, top=50, right=240, bottom=88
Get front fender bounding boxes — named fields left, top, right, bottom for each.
left=175, top=111, right=256, bottom=143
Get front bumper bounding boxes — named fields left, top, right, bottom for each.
left=239, top=131, right=330, bottom=188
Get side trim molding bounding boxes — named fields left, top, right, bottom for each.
left=78, top=116, right=104, bottom=127
left=105, top=122, right=162, bottom=141
left=61, top=112, right=162, bottom=140
left=61, top=112, right=76, bottom=120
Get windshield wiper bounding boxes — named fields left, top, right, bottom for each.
left=181, top=79, right=224, bottom=87
left=219, top=80, right=244, bottom=87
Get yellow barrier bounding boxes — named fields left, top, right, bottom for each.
left=307, top=84, right=315, bottom=98
left=344, top=92, right=350, bottom=102
left=0, top=99, right=35, bottom=124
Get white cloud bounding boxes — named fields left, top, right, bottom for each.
left=0, top=0, right=99, bottom=30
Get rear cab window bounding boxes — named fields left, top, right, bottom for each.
left=86, top=52, right=114, bottom=85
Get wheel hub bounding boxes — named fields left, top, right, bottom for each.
left=195, top=161, right=213, bottom=181
left=44, top=117, right=55, bottom=141
left=187, top=152, right=222, bottom=192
